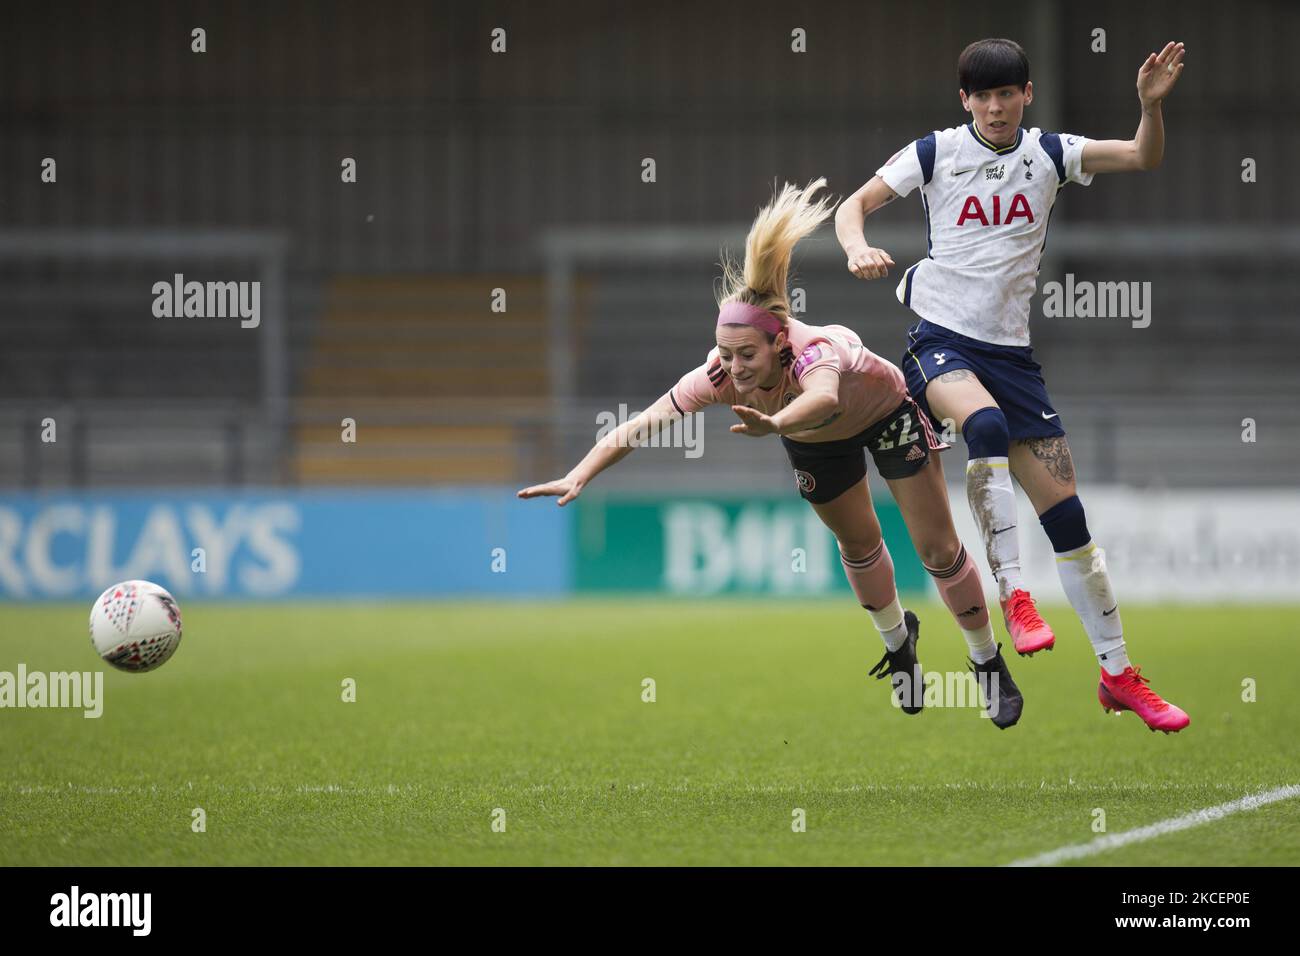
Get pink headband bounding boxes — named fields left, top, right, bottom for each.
left=716, top=301, right=783, bottom=336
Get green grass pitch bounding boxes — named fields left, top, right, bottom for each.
left=2, top=599, right=1297, bottom=866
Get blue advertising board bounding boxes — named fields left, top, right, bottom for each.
left=0, top=489, right=568, bottom=599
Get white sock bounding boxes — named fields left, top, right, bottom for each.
left=962, top=622, right=999, bottom=664
left=1056, top=540, right=1130, bottom=675
left=868, top=595, right=908, bottom=651
left=966, top=457, right=1024, bottom=601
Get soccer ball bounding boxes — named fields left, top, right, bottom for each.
left=89, top=580, right=184, bottom=673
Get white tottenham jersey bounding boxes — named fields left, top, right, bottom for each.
left=876, top=124, right=1093, bottom=346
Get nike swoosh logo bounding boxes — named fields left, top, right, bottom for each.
left=992, top=527, right=1015, bottom=535
left=1041, top=411, right=1059, bottom=420
left=1102, top=605, right=1118, bottom=616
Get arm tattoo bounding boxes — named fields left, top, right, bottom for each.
left=1020, top=436, right=1075, bottom=486
left=935, top=368, right=975, bottom=383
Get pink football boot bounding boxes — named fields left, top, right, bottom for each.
left=1099, top=666, right=1190, bottom=734
left=1000, top=588, right=1056, bottom=656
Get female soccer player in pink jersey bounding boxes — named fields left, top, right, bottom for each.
left=519, top=179, right=1022, bottom=728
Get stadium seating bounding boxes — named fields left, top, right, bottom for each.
left=290, top=275, right=559, bottom=484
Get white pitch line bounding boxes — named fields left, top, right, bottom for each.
left=1005, top=784, right=1300, bottom=867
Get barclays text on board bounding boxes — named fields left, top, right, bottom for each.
left=0, top=491, right=567, bottom=599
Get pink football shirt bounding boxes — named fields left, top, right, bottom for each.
left=669, top=318, right=909, bottom=442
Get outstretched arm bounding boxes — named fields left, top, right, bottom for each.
left=1083, top=41, right=1185, bottom=174
left=517, top=392, right=680, bottom=505
left=835, top=176, right=899, bottom=279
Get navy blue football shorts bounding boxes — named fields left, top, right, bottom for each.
left=901, top=319, right=1066, bottom=440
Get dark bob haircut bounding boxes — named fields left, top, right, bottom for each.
left=958, top=38, right=1030, bottom=95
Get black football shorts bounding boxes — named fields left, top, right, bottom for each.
left=779, top=398, right=946, bottom=504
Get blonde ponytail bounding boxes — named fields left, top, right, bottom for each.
left=716, top=178, right=835, bottom=330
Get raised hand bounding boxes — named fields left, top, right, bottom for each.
left=1137, top=41, right=1186, bottom=108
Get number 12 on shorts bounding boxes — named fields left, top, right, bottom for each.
left=876, top=413, right=920, bottom=451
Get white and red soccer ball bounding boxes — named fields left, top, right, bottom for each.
left=88, top=580, right=184, bottom=673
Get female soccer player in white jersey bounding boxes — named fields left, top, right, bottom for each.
left=835, top=38, right=1189, bottom=733
left=519, top=179, right=1023, bottom=728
